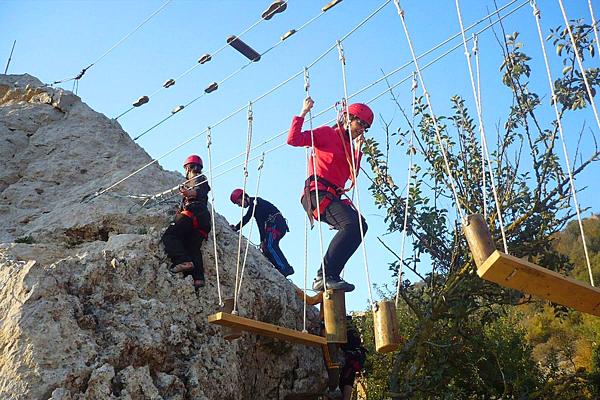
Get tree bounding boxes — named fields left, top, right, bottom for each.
left=360, top=18, right=600, bottom=398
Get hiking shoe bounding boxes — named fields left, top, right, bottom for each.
left=170, top=262, right=193, bottom=274
left=312, top=275, right=355, bottom=292
left=281, top=265, right=294, bottom=277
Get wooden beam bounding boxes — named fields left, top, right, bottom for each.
left=208, top=312, right=327, bottom=346
left=478, top=250, right=600, bottom=316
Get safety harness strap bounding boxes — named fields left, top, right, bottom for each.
left=180, top=210, right=208, bottom=240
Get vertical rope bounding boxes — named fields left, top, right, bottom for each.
left=235, top=153, right=266, bottom=305
left=206, top=127, right=224, bottom=306
left=531, top=1, right=595, bottom=286
left=337, top=40, right=375, bottom=311
left=558, top=0, right=600, bottom=133
left=455, top=0, right=509, bottom=253
left=233, top=102, right=254, bottom=314
left=589, top=0, right=600, bottom=57
left=473, top=34, right=488, bottom=219
left=302, top=172, right=309, bottom=333
left=395, top=73, right=417, bottom=307
left=304, top=67, right=328, bottom=291
left=393, top=0, right=466, bottom=221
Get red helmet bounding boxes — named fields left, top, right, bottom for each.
left=230, top=188, right=244, bottom=203
left=183, top=154, right=203, bottom=168
left=347, top=103, right=374, bottom=127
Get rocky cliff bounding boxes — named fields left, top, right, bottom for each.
left=0, top=74, right=325, bottom=400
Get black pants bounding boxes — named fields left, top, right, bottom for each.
left=162, top=210, right=211, bottom=281
left=306, top=191, right=368, bottom=277
left=261, top=224, right=292, bottom=274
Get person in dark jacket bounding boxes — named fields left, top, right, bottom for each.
left=230, top=189, right=294, bottom=277
left=162, top=154, right=211, bottom=290
left=287, top=97, right=373, bottom=292
left=339, top=315, right=367, bottom=399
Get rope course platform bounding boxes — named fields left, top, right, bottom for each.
left=478, top=250, right=600, bottom=317
left=208, top=312, right=327, bottom=346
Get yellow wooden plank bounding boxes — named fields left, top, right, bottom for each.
left=478, top=250, right=600, bottom=316
left=208, top=312, right=327, bottom=346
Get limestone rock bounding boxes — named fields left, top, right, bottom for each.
left=0, top=74, right=326, bottom=399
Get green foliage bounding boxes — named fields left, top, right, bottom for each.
left=15, top=235, right=34, bottom=244
left=359, top=19, right=600, bottom=399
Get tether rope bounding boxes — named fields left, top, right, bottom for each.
left=115, top=2, right=285, bottom=120
left=206, top=127, right=224, bottom=305
left=394, top=0, right=466, bottom=221
left=473, top=34, right=487, bottom=219
left=234, top=153, right=266, bottom=313
left=130, top=0, right=388, bottom=141
left=396, top=73, right=419, bottom=308
left=455, top=0, right=509, bottom=253
left=53, top=0, right=173, bottom=86
left=558, top=0, right=600, bottom=133
left=531, top=0, right=595, bottom=286
left=337, top=40, right=375, bottom=310
left=304, top=67, right=328, bottom=301
left=589, top=0, right=600, bottom=57
left=395, top=73, right=417, bottom=308
left=233, top=102, right=254, bottom=314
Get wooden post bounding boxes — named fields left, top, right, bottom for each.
left=221, top=298, right=242, bottom=341
left=373, top=300, right=401, bottom=353
left=323, top=289, right=347, bottom=343
left=462, top=213, right=496, bottom=268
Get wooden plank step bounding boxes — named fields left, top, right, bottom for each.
left=208, top=312, right=327, bottom=346
left=478, top=250, right=600, bottom=316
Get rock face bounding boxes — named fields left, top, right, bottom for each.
left=0, top=74, right=325, bottom=400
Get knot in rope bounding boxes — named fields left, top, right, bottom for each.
left=530, top=0, right=541, bottom=18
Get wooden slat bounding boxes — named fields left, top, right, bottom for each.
left=478, top=250, right=600, bottom=316
left=208, top=312, right=327, bottom=346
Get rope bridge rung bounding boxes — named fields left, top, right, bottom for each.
left=208, top=312, right=327, bottom=346
left=478, top=250, right=600, bottom=316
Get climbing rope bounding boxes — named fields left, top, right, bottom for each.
left=233, top=102, right=255, bottom=314
left=206, top=127, right=224, bottom=305
left=393, top=0, right=466, bottom=221
left=234, top=153, right=266, bottom=313
left=303, top=67, right=328, bottom=301
left=395, top=73, right=417, bottom=308
left=53, top=0, right=173, bottom=87
left=531, top=0, right=595, bottom=287
left=589, top=0, right=600, bottom=57
left=473, top=34, right=487, bottom=219
left=455, top=0, right=509, bottom=254
left=337, top=40, right=376, bottom=310
left=557, top=0, right=600, bottom=134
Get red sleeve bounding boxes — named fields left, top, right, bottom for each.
left=287, top=116, right=328, bottom=148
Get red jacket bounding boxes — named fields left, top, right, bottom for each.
left=287, top=116, right=362, bottom=193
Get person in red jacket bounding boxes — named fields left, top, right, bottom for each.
left=162, top=154, right=211, bottom=290
left=287, top=97, right=373, bottom=292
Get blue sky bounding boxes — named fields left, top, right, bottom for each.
left=2, top=0, right=598, bottom=312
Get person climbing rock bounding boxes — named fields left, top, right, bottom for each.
left=162, top=154, right=211, bottom=290
left=287, top=96, right=372, bottom=292
left=230, top=190, right=294, bottom=277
